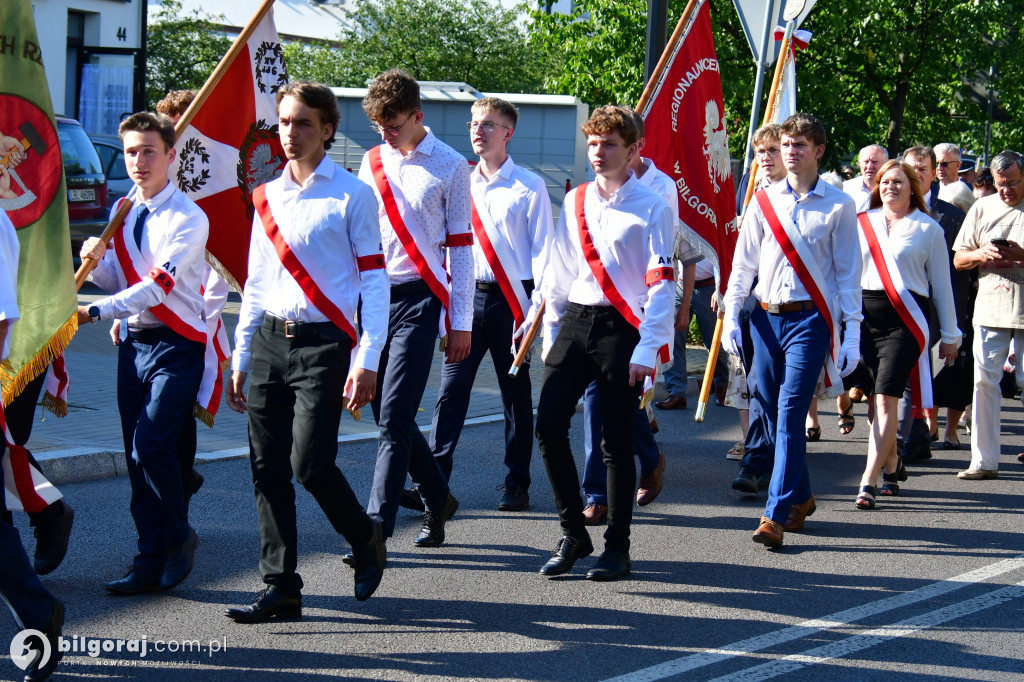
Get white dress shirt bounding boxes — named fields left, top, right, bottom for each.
left=859, top=208, right=960, bottom=344
left=725, top=177, right=863, bottom=329
left=636, top=157, right=702, bottom=273
left=89, top=180, right=208, bottom=331
left=542, top=175, right=676, bottom=368
left=843, top=175, right=873, bottom=212
left=0, top=209, right=19, bottom=361
left=233, top=155, right=389, bottom=374
left=357, top=128, right=474, bottom=332
left=470, top=156, right=553, bottom=315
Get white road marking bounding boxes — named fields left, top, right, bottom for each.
left=599, top=554, right=1024, bottom=682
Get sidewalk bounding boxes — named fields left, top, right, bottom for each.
left=28, top=286, right=715, bottom=484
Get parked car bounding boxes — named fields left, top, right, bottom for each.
left=90, top=133, right=133, bottom=207
left=57, top=115, right=108, bottom=256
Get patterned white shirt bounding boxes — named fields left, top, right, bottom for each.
left=358, top=128, right=474, bottom=332
left=233, top=155, right=390, bottom=373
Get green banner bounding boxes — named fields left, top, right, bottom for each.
left=0, top=0, right=78, bottom=405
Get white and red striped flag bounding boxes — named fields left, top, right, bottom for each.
left=638, top=0, right=739, bottom=294
left=172, top=5, right=288, bottom=291
left=768, top=27, right=812, bottom=124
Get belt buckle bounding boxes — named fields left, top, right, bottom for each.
left=284, top=320, right=297, bottom=339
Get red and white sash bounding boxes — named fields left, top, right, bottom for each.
left=41, top=353, right=70, bottom=418
left=857, top=210, right=932, bottom=408
left=111, top=213, right=207, bottom=345
left=754, top=189, right=843, bottom=397
left=193, top=268, right=231, bottom=427
left=470, top=183, right=530, bottom=328
left=252, top=184, right=359, bottom=344
left=367, top=145, right=465, bottom=339
left=574, top=184, right=672, bottom=366
left=0, top=403, right=61, bottom=513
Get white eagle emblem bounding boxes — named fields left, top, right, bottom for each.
left=702, top=100, right=731, bottom=193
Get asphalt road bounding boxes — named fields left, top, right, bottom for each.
left=2, top=395, right=1023, bottom=681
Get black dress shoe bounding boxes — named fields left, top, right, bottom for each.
left=586, top=548, right=631, bottom=581
left=22, top=597, right=64, bottom=682
left=414, top=494, right=459, bottom=547
left=105, top=566, right=163, bottom=595
left=497, top=484, right=529, bottom=511
left=732, top=466, right=760, bottom=494
left=352, top=519, right=386, bottom=601
left=539, top=534, right=594, bottom=576
left=33, top=500, right=74, bottom=576
left=225, top=585, right=302, bottom=623
left=160, top=527, right=199, bottom=589
left=399, top=487, right=426, bottom=512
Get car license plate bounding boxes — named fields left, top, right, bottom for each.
left=68, top=188, right=95, bottom=202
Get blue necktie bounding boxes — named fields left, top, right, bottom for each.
left=133, top=206, right=150, bottom=250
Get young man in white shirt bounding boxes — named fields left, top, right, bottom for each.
left=723, top=113, right=862, bottom=547
left=77, top=112, right=208, bottom=593
left=535, top=106, right=674, bottom=581
left=357, top=70, right=473, bottom=547
left=224, top=81, right=389, bottom=622
left=411, top=97, right=551, bottom=511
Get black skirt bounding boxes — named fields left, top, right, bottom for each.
left=860, top=290, right=929, bottom=399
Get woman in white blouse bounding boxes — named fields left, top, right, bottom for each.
left=853, top=160, right=961, bottom=509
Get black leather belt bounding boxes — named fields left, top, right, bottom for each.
left=476, top=279, right=534, bottom=292
left=390, top=279, right=431, bottom=297
left=262, top=314, right=349, bottom=342
left=694, top=277, right=715, bottom=288
left=760, top=300, right=815, bottom=314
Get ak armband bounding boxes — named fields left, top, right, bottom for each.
left=444, top=233, right=474, bottom=248
left=147, top=267, right=175, bottom=294
left=357, top=254, right=386, bottom=271
left=644, top=267, right=674, bottom=286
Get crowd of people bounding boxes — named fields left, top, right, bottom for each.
left=1, top=67, right=1022, bottom=679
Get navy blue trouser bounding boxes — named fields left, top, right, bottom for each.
left=0, top=442, right=56, bottom=632
left=369, top=283, right=451, bottom=537
left=426, top=286, right=533, bottom=490
left=745, top=306, right=828, bottom=524
left=582, top=382, right=659, bottom=506
left=535, top=304, right=640, bottom=553
left=117, top=327, right=203, bottom=573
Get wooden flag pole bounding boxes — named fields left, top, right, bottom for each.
left=74, top=0, right=277, bottom=291
left=636, top=0, right=699, bottom=114
left=508, top=301, right=545, bottom=378
left=694, top=21, right=794, bottom=423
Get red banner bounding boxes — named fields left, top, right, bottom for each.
left=639, top=0, right=738, bottom=294
left=172, top=9, right=288, bottom=290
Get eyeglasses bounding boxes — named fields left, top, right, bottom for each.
left=466, top=121, right=511, bottom=134
left=937, top=160, right=959, bottom=168
left=995, top=177, right=1023, bottom=190
left=370, top=112, right=416, bottom=137
left=754, top=148, right=780, bottom=158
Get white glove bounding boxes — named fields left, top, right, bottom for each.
left=722, top=310, right=742, bottom=357
left=836, top=326, right=861, bottom=378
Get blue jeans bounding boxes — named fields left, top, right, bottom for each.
left=662, top=281, right=727, bottom=397
left=582, top=381, right=659, bottom=505
left=746, top=306, right=828, bottom=523
left=117, top=327, right=204, bottom=571
left=369, top=283, right=451, bottom=538
left=427, top=287, right=533, bottom=489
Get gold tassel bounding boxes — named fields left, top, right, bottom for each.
left=347, top=406, right=361, bottom=421
left=193, top=402, right=216, bottom=428
left=1, top=315, right=79, bottom=407
left=39, top=393, right=68, bottom=418
left=638, top=386, right=655, bottom=410
left=438, top=334, right=448, bottom=352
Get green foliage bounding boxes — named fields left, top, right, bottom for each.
left=145, top=0, right=231, bottom=108
left=687, top=313, right=702, bottom=347
left=285, top=0, right=548, bottom=93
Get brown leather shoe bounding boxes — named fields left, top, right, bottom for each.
left=636, top=453, right=666, bottom=506
left=582, top=503, right=608, bottom=526
left=654, top=394, right=686, bottom=410
left=752, top=516, right=784, bottom=548
left=783, top=495, right=816, bottom=532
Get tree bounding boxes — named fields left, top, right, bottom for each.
left=285, top=0, right=549, bottom=94
left=145, top=0, right=231, bottom=108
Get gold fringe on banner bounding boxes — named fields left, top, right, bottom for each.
left=40, top=392, right=68, bottom=418
left=0, top=314, right=78, bottom=407
left=193, top=402, right=216, bottom=428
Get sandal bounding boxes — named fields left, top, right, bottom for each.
left=806, top=426, right=821, bottom=442
left=856, top=485, right=876, bottom=509
left=838, top=406, right=855, bottom=435
left=880, top=471, right=900, bottom=496
left=895, top=460, right=908, bottom=482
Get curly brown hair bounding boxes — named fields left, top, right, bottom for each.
left=155, top=90, right=196, bottom=120
left=362, top=69, right=420, bottom=123
left=581, top=105, right=639, bottom=146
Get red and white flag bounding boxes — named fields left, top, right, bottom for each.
left=638, top=0, right=738, bottom=294
left=40, top=353, right=69, bottom=418
left=768, top=27, right=812, bottom=124
left=172, top=8, right=288, bottom=290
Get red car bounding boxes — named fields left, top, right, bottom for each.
left=57, top=115, right=108, bottom=256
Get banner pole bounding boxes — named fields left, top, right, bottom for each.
left=74, top=0, right=278, bottom=291
left=636, top=0, right=699, bottom=114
